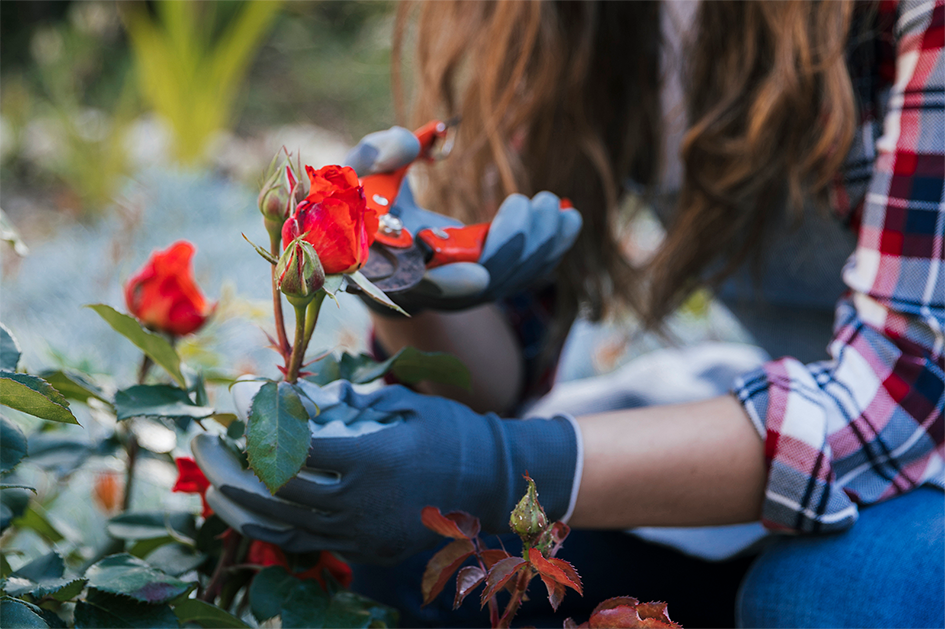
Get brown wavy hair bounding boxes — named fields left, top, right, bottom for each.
left=393, top=0, right=860, bottom=330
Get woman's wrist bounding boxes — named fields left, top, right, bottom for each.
left=569, top=395, right=767, bottom=529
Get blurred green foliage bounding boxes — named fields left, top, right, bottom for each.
left=1, top=1, right=397, bottom=219
left=123, top=0, right=281, bottom=163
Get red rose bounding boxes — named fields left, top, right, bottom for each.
left=124, top=241, right=211, bottom=336
left=172, top=457, right=213, bottom=518
left=247, top=541, right=353, bottom=589
left=281, top=165, right=378, bottom=275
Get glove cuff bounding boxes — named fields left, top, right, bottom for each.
left=482, top=413, right=580, bottom=533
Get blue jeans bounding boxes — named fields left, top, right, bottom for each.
left=737, top=486, right=944, bottom=629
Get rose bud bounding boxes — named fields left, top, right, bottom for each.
left=510, top=473, right=548, bottom=549
left=124, top=241, right=212, bottom=337
left=258, top=152, right=301, bottom=240
left=281, top=164, right=378, bottom=275
left=276, top=237, right=326, bottom=307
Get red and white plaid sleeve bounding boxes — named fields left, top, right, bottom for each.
left=732, top=0, right=944, bottom=534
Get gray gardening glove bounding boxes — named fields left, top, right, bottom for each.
left=344, top=127, right=583, bottom=312
left=191, top=379, right=581, bottom=566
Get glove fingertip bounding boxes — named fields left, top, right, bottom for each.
left=421, top=263, right=490, bottom=298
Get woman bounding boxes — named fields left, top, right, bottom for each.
left=195, top=1, right=943, bottom=626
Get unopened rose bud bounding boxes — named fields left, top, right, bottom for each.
left=509, top=473, right=547, bottom=549
left=93, top=470, right=123, bottom=514
left=259, top=152, right=301, bottom=239
left=276, top=238, right=325, bottom=307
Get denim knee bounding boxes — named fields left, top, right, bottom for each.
left=736, top=487, right=944, bottom=629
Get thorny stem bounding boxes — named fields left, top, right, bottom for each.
left=201, top=530, right=244, bottom=603
left=498, top=568, right=532, bottom=629
left=270, top=234, right=291, bottom=362
left=473, top=542, right=500, bottom=628
left=122, top=353, right=152, bottom=512
left=285, top=303, right=308, bottom=384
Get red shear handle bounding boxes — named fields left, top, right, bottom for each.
left=361, top=120, right=451, bottom=247
left=417, top=223, right=490, bottom=269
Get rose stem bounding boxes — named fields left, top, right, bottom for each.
left=122, top=353, right=153, bottom=512
left=497, top=568, right=532, bottom=629
left=285, top=303, right=309, bottom=384
left=270, top=234, right=291, bottom=361
left=201, top=530, right=243, bottom=603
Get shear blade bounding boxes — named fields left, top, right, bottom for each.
left=358, top=242, right=426, bottom=294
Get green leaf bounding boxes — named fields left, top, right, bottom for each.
left=1, top=415, right=28, bottom=474
left=74, top=589, right=179, bottom=629
left=0, top=373, right=78, bottom=425
left=0, top=598, right=49, bottom=628
left=1, top=503, right=15, bottom=533
left=325, top=591, right=399, bottom=629
left=245, top=382, right=311, bottom=494
left=114, top=385, right=214, bottom=422
left=0, top=208, right=29, bottom=256
left=305, top=348, right=472, bottom=390
left=0, top=323, right=21, bottom=371
left=347, top=270, right=408, bottom=316
left=86, top=305, right=186, bottom=388
left=386, top=347, right=472, bottom=389
left=3, top=575, right=86, bottom=602
left=191, top=372, right=209, bottom=407
left=280, top=582, right=397, bottom=629
left=249, top=566, right=297, bottom=622
left=172, top=598, right=249, bottom=628
left=11, top=551, right=64, bottom=581
left=128, top=537, right=175, bottom=559
left=39, top=370, right=110, bottom=405
left=144, top=544, right=206, bottom=577
left=304, top=354, right=342, bottom=386
left=24, top=433, right=98, bottom=476
left=107, top=512, right=196, bottom=543
left=85, top=554, right=191, bottom=604
left=15, top=505, right=65, bottom=544
left=280, top=580, right=328, bottom=629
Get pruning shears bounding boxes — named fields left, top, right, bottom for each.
left=358, top=119, right=492, bottom=294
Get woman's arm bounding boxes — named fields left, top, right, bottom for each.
left=569, top=395, right=767, bottom=529
left=371, top=306, right=524, bottom=414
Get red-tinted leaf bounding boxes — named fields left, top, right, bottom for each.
left=479, top=557, right=527, bottom=607
left=421, top=539, right=475, bottom=606
left=452, top=565, right=486, bottom=610
left=593, top=597, right=639, bottom=613
left=636, top=602, right=680, bottom=628
left=547, top=521, right=570, bottom=556
left=421, top=506, right=481, bottom=539
left=544, top=580, right=566, bottom=612
left=563, top=618, right=587, bottom=629
left=589, top=606, right=642, bottom=629
left=588, top=597, right=681, bottom=629
left=481, top=549, right=510, bottom=570
left=530, top=553, right=582, bottom=595
left=548, top=558, right=583, bottom=594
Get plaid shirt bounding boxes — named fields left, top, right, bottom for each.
left=733, top=0, right=945, bottom=533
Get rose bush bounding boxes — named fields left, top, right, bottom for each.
left=123, top=240, right=212, bottom=336
left=281, top=164, right=378, bottom=275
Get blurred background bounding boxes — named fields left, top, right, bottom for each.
left=1, top=1, right=395, bottom=220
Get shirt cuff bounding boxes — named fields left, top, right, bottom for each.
left=733, top=360, right=860, bottom=534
